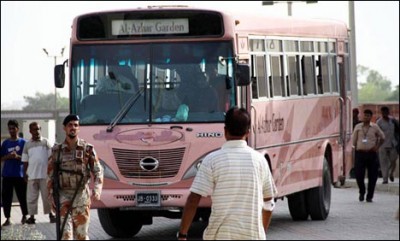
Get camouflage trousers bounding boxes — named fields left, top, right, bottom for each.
left=60, top=204, right=90, bottom=240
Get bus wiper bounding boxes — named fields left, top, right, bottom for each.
left=106, top=88, right=144, bottom=132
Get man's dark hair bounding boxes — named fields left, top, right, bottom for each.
left=225, top=107, right=251, bottom=137
left=364, top=109, right=373, bottom=116
left=7, top=119, right=19, bottom=129
left=380, top=106, right=389, bottom=112
left=63, top=114, right=80, bottom=126
left=29, top=121, right=39, bottom=130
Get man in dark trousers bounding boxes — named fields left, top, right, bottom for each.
left=1, top=119, right=28, bottom=226
left=352, top=109, right=385, bottom=202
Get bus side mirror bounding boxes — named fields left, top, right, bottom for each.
left=54, top=64, right=65, bottom=88
left=236, top=64, right=250, bottom=86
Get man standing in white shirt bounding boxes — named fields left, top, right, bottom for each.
left=178, top=107, right=278, bottom=240
left=22, top=121, right=56, bottom=224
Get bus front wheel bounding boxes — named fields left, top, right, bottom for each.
left=98, top=208, right=143, bottom=238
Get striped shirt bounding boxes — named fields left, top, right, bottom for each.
left=190, top=140, right=277, bottom=240
left=22, top=137, right=52, bottom=179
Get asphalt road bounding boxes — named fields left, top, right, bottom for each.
left=1, top=178, right=399, bottom=240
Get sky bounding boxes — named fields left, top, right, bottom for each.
left=1, top=1, right=399, bottom=109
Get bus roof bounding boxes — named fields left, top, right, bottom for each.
left=232, top=13, right=349, bottom=39
left=72, top=6, right=348, bottom=41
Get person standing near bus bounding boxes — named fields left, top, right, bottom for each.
left=352, top=109, right=385, bottom=202
left=22, top=121, right=56, bottom=224
left=350, top=108, right=363, bottom=179
left=47, top=114, right=103, bottom=240
left=352, top=108, right=362, bottom=129
left=376, top=106, right=399, bottom=184
left=178, top=107, right=277, bottom=240
left=1, top=119, right=28, bottom=226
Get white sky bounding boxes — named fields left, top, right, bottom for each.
left=1, top=1, right=399, bottom=108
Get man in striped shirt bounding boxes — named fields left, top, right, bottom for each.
left=178, top=107, right=277, bottom=240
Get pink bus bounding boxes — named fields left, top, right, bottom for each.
left=54, top=6, right=353, bottom=238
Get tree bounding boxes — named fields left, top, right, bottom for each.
left=386, top=85, right=399, bottom=101
left=22, top=92, right=68, bottom=111
left=357, top=65, right=394, bottom=103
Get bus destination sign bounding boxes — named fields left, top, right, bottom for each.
left=112, top=19, right=189, bottom=35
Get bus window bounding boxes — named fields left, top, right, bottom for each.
left=330, top=55, right=338, bottom=92
left=345, top=56, right=351, bottom=92
left=251, top=55, right=258, bottom=99
left=316, top=55, right=330, bottom=94
left=270, top=55, right=284, bottom=97
left=72, top=41, right=235, bottom=124
left=301, top=55, right=316, bottom=95
left=256, top=55, right=267, bottom=98
left=287, top=55, right=301, bottom=96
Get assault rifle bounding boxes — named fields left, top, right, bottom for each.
left=53, top=145, right=62, bottom=240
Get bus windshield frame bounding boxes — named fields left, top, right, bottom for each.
left=70, top=41, right=236, bottom=125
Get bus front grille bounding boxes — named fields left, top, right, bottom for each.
left=112, top=147, right=185, bottom=178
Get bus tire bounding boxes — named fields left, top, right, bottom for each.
left=287, top=191, right=309, bottom=221
left=306, top=157, right=331, bottom=220
left=98, top=208, right=143, bottom=238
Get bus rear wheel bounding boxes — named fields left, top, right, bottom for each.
left=305, top=157, right=331, bottom=220
left=98, top=208, right=143, bottom=238
left=287, top=190, right=309, bottom=221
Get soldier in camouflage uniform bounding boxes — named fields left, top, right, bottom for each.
left=47, top=114, right=103, bottom=240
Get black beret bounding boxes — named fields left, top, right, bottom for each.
left=63, top=114, right=80, bottom=126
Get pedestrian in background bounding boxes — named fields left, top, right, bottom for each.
left=1, top=119, right=28, bottom=226
left=376, top=106, right=399, bottom=184
left=352, top=108, right=362, bottom=129
left=350, top=108, right=363, bottom=178
left=47, top=114, right=104, bottom=240
left=352, top=109, right=385, bottom=202
left=22, top=121, right=56, bottom=224
left=178, top=107, right=277, bottom=240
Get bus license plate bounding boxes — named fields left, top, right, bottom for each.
left=136, top=191, right=160, bottom=207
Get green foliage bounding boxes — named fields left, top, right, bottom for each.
left=386, top=85, right=399, bottom=101
left=357, top=65, right=397, bottom=103
left=22, top=92, right=68, bottom=110
left=1, top=224, right=46, bottom=240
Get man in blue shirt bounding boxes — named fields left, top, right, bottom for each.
left=1, top=119, right=28, bottom=226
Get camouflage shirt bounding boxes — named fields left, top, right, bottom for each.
left=47, top=138, right=103, bottom=207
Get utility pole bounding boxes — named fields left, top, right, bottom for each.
left=43, top=47, right=65, bottom=110
left=349, top=1, right=358, bottom=108
left=262, top=1, right=318, bottom=16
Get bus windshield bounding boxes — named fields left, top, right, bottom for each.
left=71, top=41, right=235, bottom=125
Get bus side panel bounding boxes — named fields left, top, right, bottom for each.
left=250, top=96, right=342, bottom=197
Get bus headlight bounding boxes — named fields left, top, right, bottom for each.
left=182, top=157, right=204, bottom=180
left=99, top=159, right=119, bottom=181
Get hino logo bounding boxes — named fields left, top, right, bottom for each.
left=139, top=157, right=159, bottom=171
left=196, top=132, right=223, bottom=138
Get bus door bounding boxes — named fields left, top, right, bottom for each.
left=336, top=54, right=350, bottom=183
left=338, top=54, right=353, bottom=180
